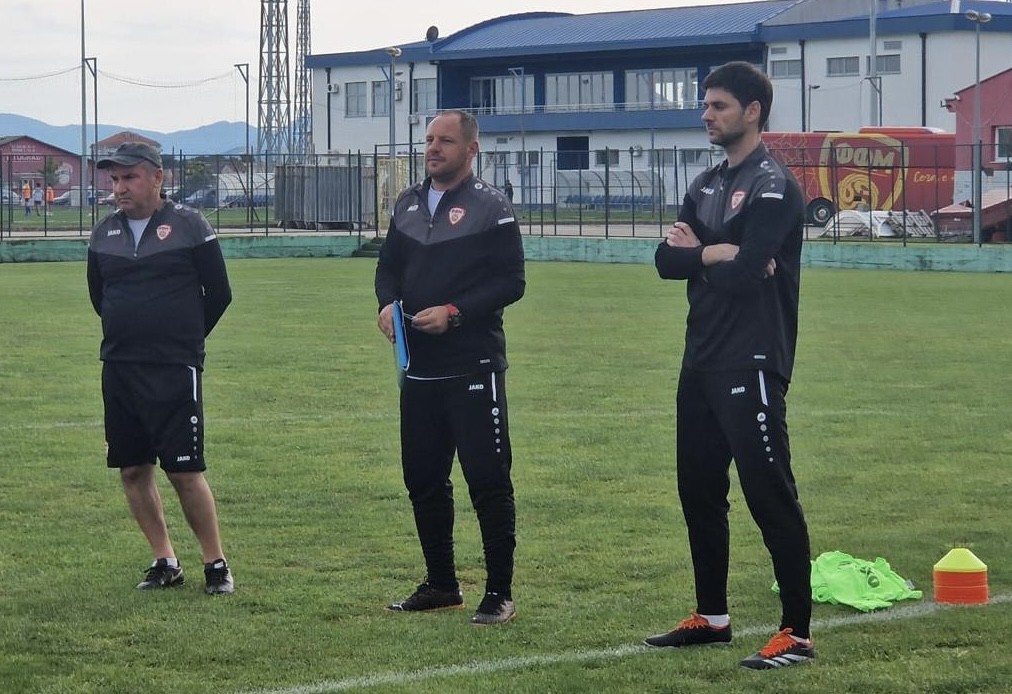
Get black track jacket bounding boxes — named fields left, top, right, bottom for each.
left=87, top=200, right=232, bottom=368
left=375, top=174, right=525, bottom=378
left=655, top=143, right=804, bottom=381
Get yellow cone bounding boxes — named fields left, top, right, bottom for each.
left=933, top=548, right=988, bottom=604
left=933, top=548, right=988, bottom=572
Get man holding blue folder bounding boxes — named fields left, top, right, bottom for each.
left=375, top=110, right=525, bottom=625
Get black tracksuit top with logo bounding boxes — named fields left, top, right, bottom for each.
left=655, top=143, right=804, bottom=382
left=87, top=201, right=232, bottom=368
left=375, top=174, right=526, bottom=378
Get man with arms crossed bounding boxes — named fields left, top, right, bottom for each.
left=87, top=142, right=234, bottom=594
left=646, top=62, right=814, bottom=669
left=376, top=110, right=525, bottom=625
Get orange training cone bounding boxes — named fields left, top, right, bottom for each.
left=933, top=548, right=988, bottom=605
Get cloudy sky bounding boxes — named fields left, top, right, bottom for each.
left=1, top=0, right=739, bottom=133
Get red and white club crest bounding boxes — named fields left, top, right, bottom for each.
left=156, top=224, right=172, bottom=240
left=731, top=191, right=746, bottom=209
left=448, top=207, right=466, bottom=225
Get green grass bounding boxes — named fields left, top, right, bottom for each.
left=0, top=259, right=1009, bottom=693
left=0, top=206, right=276, bottom=233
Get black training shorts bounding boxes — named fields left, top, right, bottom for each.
left=101, top=362, right=206, bottom=472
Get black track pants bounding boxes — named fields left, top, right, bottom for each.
left=399, top=371, right=515, bottom=595
left=676, top=367, right=812, bottom=637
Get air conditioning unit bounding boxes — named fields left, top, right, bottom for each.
left=327, top=83, right=340, bottom=94
left=631, top=145, right=644, bottom=158
left=407, top=114, right=420, bottom=125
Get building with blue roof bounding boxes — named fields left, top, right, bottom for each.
left=307, top=0, right=1011, bottom=210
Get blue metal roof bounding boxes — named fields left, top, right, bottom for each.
left=430, top=2, right=800, bottom=59
left=760, top=0, right=1012, bottom=41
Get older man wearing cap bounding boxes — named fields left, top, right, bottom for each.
left=86, top=141, right=236, bottom=594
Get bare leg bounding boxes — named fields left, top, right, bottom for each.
left=167, top=471, right=224, bottom=563
left=120, top=466, right=175, bottom=559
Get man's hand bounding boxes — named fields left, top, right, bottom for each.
left=701, top=243, right=739, bottom=266
left=377, top=303, right=395, bottom=343
left=764, top=258, right=777, bottom=278
left=412, top=305, right=452, bottom=334
left=665, top=221, right=701, bottom=248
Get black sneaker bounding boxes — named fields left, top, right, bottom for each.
left=204, top=559, right=235, bottom=595
left=644, top=611, right=732, bottom=648
left=136, top=559, right=184, bottom=590
left=470, top=592, right=516, bottom=625
left=386, top=582, right=464, bottom=612
left=740, top=628, right=815, bottom=670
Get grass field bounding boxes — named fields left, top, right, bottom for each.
left=0, top=258, right=1010, bottom=694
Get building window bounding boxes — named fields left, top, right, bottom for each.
left=345, top=81, right=367, bottom=117
left=517, top=150, right=539, bottom=167
left=545, top=72, right=614, bottom=112
left=594, top=149, right=620, bottom=167
left=883, top=40, right=902, bottom=51
left=866, top=54, right=901, bottom=74
left=625, top=68, right=697, bottom=110
left=769, top=46, right=788, bottom=55
left=649, top=148, right=675, bottom=167
left=679, top=149, right=711, bottom=166
left=372, top=81, right=390, bottom=117
left=412, top=77, right=437, bottom=115
left=827, top=56, right=860, bottom=76
left=470, top=74, right=533, bottom=115
left=997, top=127, right=1012, bottom=160
left=769, top=59, right=802, bottom=79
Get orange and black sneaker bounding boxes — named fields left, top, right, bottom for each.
left=643, top=611, right=732, bottom=648
left=740, top=628, right=815, bottom=670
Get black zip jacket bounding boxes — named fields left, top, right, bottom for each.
left=87, top=200, right=232, bottom=368
left=655, top=143, right=804, bottom=381
left=375, top=174, right=525, bottom=378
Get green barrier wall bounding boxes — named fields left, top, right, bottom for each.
left=2, top=235, right=1011, bottom=272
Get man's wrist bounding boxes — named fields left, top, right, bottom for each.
left=445, top=303, right=462, bottom=328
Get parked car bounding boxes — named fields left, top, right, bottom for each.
left=51, top=190, right=73, bottom=206
left=100, top=191, right=117, bottom=206
left=184, top=189, right=218, bottom=207
left=224, top=192, right=274, bottom=208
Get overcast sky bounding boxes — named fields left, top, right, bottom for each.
left=0, top=0, right=742, bottom=133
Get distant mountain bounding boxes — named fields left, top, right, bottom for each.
left=0, top=113, right=257, bottom=155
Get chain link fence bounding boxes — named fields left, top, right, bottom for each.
left=2, top=144, right=1009, bottom=244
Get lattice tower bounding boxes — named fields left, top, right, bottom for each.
left=291, top=0, right=313, bottom=160
left=257, top=0, right=291, bottom=157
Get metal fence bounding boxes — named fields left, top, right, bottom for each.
left=2, top=145, right=1009, bottom=244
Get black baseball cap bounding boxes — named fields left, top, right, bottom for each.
left=96, top=142, right=162, bottom=169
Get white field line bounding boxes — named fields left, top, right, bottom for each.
left=241, top=594, right=1011, bottom=694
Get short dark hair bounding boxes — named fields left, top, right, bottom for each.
left=702, top=61, right=773, bottom=129
left=436, top=109, right=479, bottom=142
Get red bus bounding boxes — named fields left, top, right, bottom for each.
left=762, top=127, right=956, bottom=225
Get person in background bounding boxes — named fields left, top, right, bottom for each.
left=646, top=61, right=815, bottom=671
left=22, top=180, right=32, bottom=216
left=86, top=142, right=235, bottom=595
left=32, top=182, right=43, bottom=215
left=375, top=110, right=526, bottom=626
left=45, top=184, right=55, bottom=214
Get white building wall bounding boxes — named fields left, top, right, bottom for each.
left=311, top=62, right=437, bottom=156
left=312, top=30, right=1008, bottom=155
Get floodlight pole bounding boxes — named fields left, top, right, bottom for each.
left=85, top=57, right=98, bottom=221
left=966, top=9, right=991, bottom=244
left=807, top=84, right=820, bottom=132
left=235, top=63, right=251, bottom=225
left=508, top=67, right=526, bottom=203
left=80, top=0, right=87, bottom=228
left=384, top=47, right=402, bottom=221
